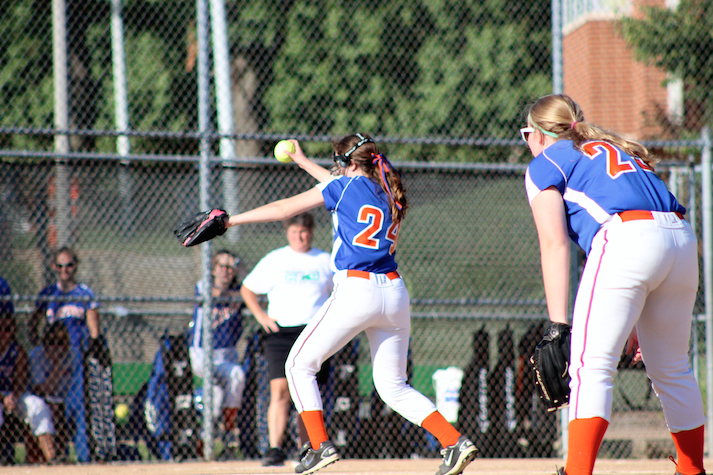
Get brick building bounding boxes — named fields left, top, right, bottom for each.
left=562, top=0, right=680, bottom=139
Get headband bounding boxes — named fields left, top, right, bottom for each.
left=334, top=133, right=373, bottom=163
left=527, top=112, right=559, bottom=138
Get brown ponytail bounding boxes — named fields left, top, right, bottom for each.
left=333, top=134, right=409, bottom=223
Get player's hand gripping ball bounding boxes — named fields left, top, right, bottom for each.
left=274, top=140, right=295, bottom=163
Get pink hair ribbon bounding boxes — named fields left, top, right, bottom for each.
left=371, top=153, right=403, bottom=210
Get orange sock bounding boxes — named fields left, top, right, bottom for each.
left=223, top=407, right=239, bottom=431
left=300, top=410, right=328, bottom=450
left=671, top=425, right=705, bottom=475
left=565, top=417, right=609, bottom=475
left=421, top=411, right=461, bottom=448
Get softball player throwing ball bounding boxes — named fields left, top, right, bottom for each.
left=523, top=94, right=705, bottom=475
left=189, top=134, right=477, bottom=475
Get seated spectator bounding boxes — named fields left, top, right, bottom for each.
left=188, top=250, right=246, bottom=454
left=29, top=323, right=74, bottom=462
left=0, top=313, right=55, bottom=464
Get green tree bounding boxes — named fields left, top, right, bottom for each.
left=0, top=1, right=54, bottom=151
left=2, top=0, right=552, bottom=161
left=0, top=0, right=200, bottom=154
left=261, top=0, right=551, bottom=162
left=621, top=0, right=713, bottom=133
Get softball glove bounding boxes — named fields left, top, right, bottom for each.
left=530, top=322, right=571, bottom=412
left=174, top=208, right=228, bottom=247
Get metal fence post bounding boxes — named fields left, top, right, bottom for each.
left=688, top=155, right=700, bottom=381
left=111, top=0, right=134, bottom=239
left=701, top=127, right=713, bottom=458
left=197, top=0, right=215, bottom=460
left=53, top=0, right=71, bottom=252
left=209, top=0, right=241, bottom=244
left=552, top=0, right=563, bottom=95
left=551, top=0, right=568, bottom=459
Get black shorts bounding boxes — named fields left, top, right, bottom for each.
left=263, top=325, right=329, bottom=384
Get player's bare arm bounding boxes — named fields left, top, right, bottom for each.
left=531, top=187, right=570, bottom=324
left=283, top=139, right=333, bottom=183
left=240, top=285, right=279, bottom=333
left=87, top=308, right=100, bottom=339
left=625, top=327, right=643, bottom=364
left=225, top=187, right=324, bottom=228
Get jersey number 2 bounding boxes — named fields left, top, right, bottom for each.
left=353, top=205, right=400, bottom=255
left=583, top=141, right=653, bottom=179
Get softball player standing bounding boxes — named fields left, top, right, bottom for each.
left=523, top=94, right=705, bottom=475
left=216, top=133, right=477, bottom=475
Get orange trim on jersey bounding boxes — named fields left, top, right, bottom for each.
left=619, top=210, right=684, bottom=222
left=346, top=269, right=401, bottom=280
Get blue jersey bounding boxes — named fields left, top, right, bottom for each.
left=318, top=176, right=400, bottom=273
left=0, top=277, right=13, bottom=315
left=188, top=281, right=243, bottom=350
left=525, top=140, right=685, bottom=255
left=0, top=341, right=19, bottom=393
left=29, top=346, right=75, bottom=402
left=36, top=283, right=100, bottom=349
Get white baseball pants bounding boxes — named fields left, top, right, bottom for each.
left=190, top=347, right=246, bottom=413
left=286, top=271, right=437, bottom=425
left=568, top=212, right=704, bottom=432
left=0, top=392, right=55, bottom=436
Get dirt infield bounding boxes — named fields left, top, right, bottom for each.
left=0, top=457, right=704, bottom=475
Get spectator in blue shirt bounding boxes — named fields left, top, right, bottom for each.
left=29, top=247, right=101, bottom=463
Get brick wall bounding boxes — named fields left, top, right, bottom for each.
left=563, top=0, right=669, bottom=139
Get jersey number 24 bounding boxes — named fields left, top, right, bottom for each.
left=353, top=205, right=400, bottom=255
left=583, top=141, right=653, bottom=179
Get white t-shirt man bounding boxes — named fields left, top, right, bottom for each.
left=242, top=246, right=333, bottom=327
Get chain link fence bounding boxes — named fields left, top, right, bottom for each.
left=0, top=0, right=712, bottom=466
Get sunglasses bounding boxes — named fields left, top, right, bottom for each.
left=519, top=127, right=535, bottom=143
left=55, top=262, right=76, bottom=269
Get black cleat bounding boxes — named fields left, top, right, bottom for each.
left=262, top=447, right=286, bottom=466
left=435, top=435, right=478, bottom=475
left=294, top=440, right=340, bottom=474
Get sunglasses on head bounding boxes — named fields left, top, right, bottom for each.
left=55, top=262, right=76, bottom=269
left=519, top=127, right=535, bottom=143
